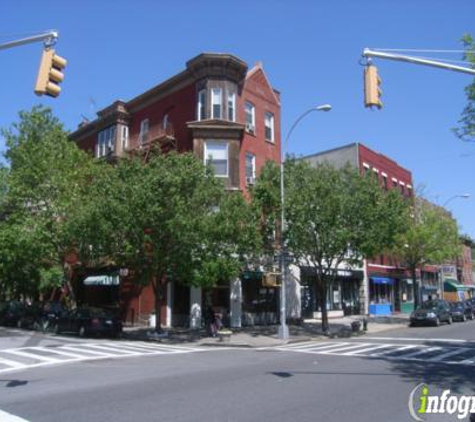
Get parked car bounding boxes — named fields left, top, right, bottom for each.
left=17, top=302, right=44, bottom=329
left=449, top=301, right=473, bottom=322
left=55, top=306, right=122, bottom=338
left=409, top=300, right=452, bottom=327
left=0, top=301, right=27, bottom=327
left=466, top=299, right=475, bottom=316
left=38, top=301, right=67, bottom=332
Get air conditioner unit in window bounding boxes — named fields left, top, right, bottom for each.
left=245, top=123, right=255, bottom=134
left=246, top=176, right=255, bottom=186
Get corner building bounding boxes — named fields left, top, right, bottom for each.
left=70, top=53, right=281, bottom=328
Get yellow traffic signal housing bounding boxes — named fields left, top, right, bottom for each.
left=262, top=272, right=282, bottom=287
left=35, top=48, right=67, bottom=97
left=364, top=65, right=382, bottom=109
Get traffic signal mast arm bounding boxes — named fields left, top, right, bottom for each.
left=363, top=48, right=475, bottom=76
left=0, top=31, right=58, bottom=52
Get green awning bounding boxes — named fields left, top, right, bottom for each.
left=444, top=279, right=469, bottom=292
left=83, top=275, right=119, bottom=286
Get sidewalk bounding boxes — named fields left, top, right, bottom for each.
left=123, top=314, right=410, bottom=348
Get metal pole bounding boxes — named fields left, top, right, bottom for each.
left=362, top=48, right=475, bottom=76
left=277, top=105, right=331, bottom=340
left=278, top=155, right=289, bottom=339
left=0, top=31, right=58, bottom=52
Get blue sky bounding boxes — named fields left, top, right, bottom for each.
left=1, top=0, right=474, bottom=236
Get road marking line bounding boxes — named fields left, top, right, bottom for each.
left=459, top=355, right=475, bottom=364
left=370, top=345, right=418, bottom=357
left=0, top=357, right=27, bottom=369
left=428, top=348, right=471, bottom=362
left=101, top=344, right=158, bottom=354
left=60, top=346, right=114, bottom=357
left=364, top=337, right=467, bottom=343
left=399, top=347, right=442, bottom=359
left=0, top=409, right=30, bottom=421
left=27, top=347, right=85, bottom=359
left=2, top=349, right=61, bottom=363
left=280, top=342, right=352, bottom=352
left=81, top=344, right=140, bottom=355
left=343, top=344, right=395, bottom=355
left=278, top=341, right=329, bottom=349
left=318, top=343, right=372, bottom=354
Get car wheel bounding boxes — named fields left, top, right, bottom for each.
left=463, top=315, right=467, bottom=322
left=434, top=317, right=440, bottom=327
left=447, top=316, right=453, bottom=325
left=78, top=326, right=86, bottom=338
left=54, top=324, right=61, bottom=335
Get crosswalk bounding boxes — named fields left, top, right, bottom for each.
left=0, top=341, right=210, bottom=374
left=274, top=340, right=475, bottom=366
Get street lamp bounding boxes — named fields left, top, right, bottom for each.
left=278, top=104, right=332, bottom=340
left=442, top=194, right=470, bottom=207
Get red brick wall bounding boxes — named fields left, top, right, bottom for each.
left=239, top=68, right=281, bottom=190
left=129, top=83, right=196, bottom=152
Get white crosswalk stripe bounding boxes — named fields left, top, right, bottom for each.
left=275, top=341, right=475, bottom=366
left=0, top=341, right=212, bottom=374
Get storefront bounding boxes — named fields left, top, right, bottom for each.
left=241, top=271, right=278, bottom=326
left=399, top=278, right=415, bottom=313
left=300, top=267, right=362, bottom=318
left=369, top=276, right=394, bottom=315
left=444, top=279, right=469, bottom=302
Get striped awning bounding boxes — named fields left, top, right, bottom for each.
left=83, top=275, right=119, bottom=286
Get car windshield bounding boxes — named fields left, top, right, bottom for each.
left=419, top=301, right=438, bottom=310
left=450, top=303, right=463, bottom=310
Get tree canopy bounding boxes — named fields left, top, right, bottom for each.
left=454, top=34, right=475, bottom=142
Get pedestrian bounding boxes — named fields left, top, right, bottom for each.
left=204, top=305, right=217, bottom=337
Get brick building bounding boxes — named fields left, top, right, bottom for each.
left=300, top=143, right=415, bottom=316
left=69, top=53, right=281, bottom=328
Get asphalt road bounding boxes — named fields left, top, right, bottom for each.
left=0, top=322, right=474, bottom=422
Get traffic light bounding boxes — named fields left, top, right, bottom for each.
left=364, top=64, right=382, bottom=109
left=262, top=272, right=281, bottom=287
left=35, top=48, right=67, bottom=97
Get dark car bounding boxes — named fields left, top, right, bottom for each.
left=449, top=301, right=473, bottom=322
left=410, top=300, right=452, bottom=327
left=56, top=306, right=122, bottom=338
left=0, top=301, right=27, bottom=327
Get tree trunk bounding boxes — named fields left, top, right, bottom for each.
left=411, top=265, right=419, bottom=311
left=317, top=276, right=329, bottom=334
left=152, top=277, right=163, bottom=333
left=63, top=262, right=76, bottom=308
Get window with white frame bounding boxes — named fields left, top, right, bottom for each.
left=211, top=88, right=222, bottom=119
left=245, top=102, right=255, bottom=133
left=139, top=119, right=149, bottom=144
left=245, top=153, right=256, bottom=184
left=204, top=141, right=228, bottom=177
left=96, top=125, right=116, bottom=158
left=227, top=91, right=236, bottom=122
left=197, top=89, right=206, bottom=121
left=264, top=112, right=274, bottom=142
left=121, top=126, right=129, bottom=150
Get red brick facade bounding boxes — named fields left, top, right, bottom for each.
left=69, top=53, right=281, bottom=325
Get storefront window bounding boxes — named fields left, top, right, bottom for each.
left=369, top=280, right=393, bottom=304
left=241, top=277, right=277, bottom=313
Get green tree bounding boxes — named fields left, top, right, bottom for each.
left=394, top=197, right=460, bottom=310
left=1, top=105, right=96, bottom=301
left=454, top=34, right=475, bottom=142
left=283, top=160, right=407, bottom=333
left=86, top=148, right=260, bottom=332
